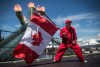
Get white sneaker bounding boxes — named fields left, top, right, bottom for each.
left=84, top=60, right=87, bottom=63
left=52, top=60, right=60, bottom=63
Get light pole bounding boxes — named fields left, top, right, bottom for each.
left=88, top=41, right=92, bottom=55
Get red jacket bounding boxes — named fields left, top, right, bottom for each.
left=60, top=26, right=77, bottom=43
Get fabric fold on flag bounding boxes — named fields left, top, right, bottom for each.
left=13, top=13, right=58, bottom=64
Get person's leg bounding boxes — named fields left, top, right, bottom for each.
left=54, top=43, right=68, bottom=62
left=71, top=44, right=84, bottom=62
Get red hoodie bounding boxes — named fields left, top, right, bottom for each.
left=60, top=26, right=77, bottom=44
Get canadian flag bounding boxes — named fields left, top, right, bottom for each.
left=13, top=13, right=58, bottom=64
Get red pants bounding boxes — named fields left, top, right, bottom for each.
left=54, top=43, right=84, bottom=62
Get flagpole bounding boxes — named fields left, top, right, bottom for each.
left=30, top=5, right=74, bottom=45
left=38, top=10, right=74, bottom=44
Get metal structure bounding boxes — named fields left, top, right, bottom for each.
left=0, top=4, right=28, bottom=61
left=0, top=3, right=60, bottom=62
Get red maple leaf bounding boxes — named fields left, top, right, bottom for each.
left=31, top=32, right=43, bottom=46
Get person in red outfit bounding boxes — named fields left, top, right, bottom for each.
left=53, top=20, right=86, bottom=63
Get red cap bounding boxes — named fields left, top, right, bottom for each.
left=65, top=20, right=72, bottom=24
